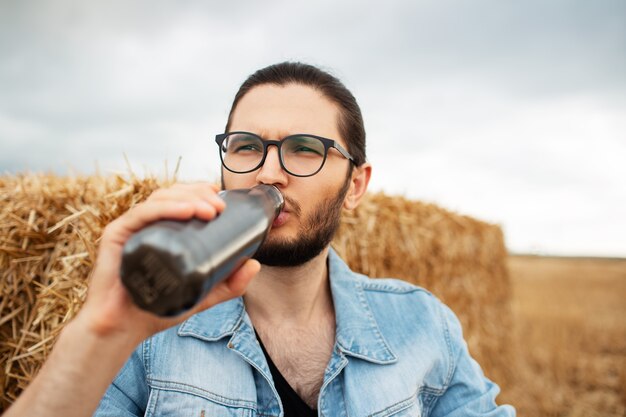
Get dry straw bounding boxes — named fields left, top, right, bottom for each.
left=0, top=174, right=513, bottom=410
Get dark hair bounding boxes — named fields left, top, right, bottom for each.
left=225, top=62, right=367, bottom=167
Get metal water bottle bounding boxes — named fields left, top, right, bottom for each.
left=120, top=184, right=284, bottom=316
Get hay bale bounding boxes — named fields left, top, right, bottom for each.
left=0, top=173, right=164, bottom=409
left=0, top=174, right=513, bottom=410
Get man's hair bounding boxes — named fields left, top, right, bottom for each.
left=225, top=62, right=367, bottom=167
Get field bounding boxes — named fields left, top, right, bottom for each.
left=502, top=255, right=626, bottom=416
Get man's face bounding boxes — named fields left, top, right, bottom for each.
left=222, top=83, right=354, bottom=266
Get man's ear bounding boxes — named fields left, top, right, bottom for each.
left=343, top=162, right=372, bottom=210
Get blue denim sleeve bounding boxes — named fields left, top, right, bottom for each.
left=93, top=344, right=150, bottom=417
left=429, top=303, right=516, bottom=417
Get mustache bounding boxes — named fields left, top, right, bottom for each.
left=219, top=176, right=302, bottom=217
left=282, top=194, right=302, bottom=217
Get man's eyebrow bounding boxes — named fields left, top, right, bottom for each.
left=256, top=131, right=304, bottom=140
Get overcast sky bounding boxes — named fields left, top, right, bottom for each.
left=1, top=0, right=624, bottom=257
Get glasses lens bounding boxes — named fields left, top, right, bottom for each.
left=281, top=136, right=326, bottom=176
left=220, top=133, right=264, bottom=173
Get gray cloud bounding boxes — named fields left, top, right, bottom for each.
left=0, top=0, right=624, bottom=255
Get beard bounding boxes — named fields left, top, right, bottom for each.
left=252, top=176, right=351, bottom=267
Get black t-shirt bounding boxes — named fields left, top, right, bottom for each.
left=257, top=334, right=317, bottom=417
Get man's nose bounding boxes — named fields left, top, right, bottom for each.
left=255, top=145, right=288, bottom=185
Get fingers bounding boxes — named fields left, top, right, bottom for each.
left=122, top=200, right=200, bottom=234
left=149, top=184, right=225, bottom=210
left=145, top=182, right=225, bottom=219
left=102, top=182, right=224, bottom=243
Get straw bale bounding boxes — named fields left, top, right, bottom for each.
left=0, top=174, right=513, bottom=410
left=0, top=173, right=163, bottom=409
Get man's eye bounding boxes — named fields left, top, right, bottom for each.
left=230, top=141, right=261, bottom=152
left=294, top=146, right=318, bottom=153
left=285, top=137, right=324, bottom=156
left=235, top=144, right=261, bottom=152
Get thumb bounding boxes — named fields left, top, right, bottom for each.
left=189, top=259, right=261, bottom=314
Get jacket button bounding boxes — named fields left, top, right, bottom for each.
left=228, top=342, right=234, bottom=349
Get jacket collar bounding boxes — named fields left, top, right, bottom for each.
left=327, top=248, right=397, bottom=364
left=178, top=295, right=245, bottom=341
left=178, top=248, right=397, bottom=364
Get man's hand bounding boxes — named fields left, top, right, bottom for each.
left=80, top=182, right=260, bottom=342
left=4, top=182, right=260, bottom=417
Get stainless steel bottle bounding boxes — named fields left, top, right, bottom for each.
left=120, top=184, right=284, bottom=316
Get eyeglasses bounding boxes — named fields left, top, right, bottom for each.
left=215, top=131, right=355, bottom=177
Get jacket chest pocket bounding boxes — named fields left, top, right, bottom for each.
left=145, top=388, right=255, bottom=417
left=369, top=396, right=422, bottom=417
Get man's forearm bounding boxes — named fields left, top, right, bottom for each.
left=4, top=315, right=141, bottom=417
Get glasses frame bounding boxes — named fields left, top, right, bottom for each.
left=215, top=131, right=355, bottom=177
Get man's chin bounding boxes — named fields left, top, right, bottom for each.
left=253, top=237, right=327, bottom=267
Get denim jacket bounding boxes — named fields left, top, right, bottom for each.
left=95, top=249, right=515, bottom=417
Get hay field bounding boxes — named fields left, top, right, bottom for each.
left=502, top=255, right=626, bottom=416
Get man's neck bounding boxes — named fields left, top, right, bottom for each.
left=243, top=247, right=334, bottom=328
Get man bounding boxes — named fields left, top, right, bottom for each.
left=6, top=62, right=515, bottom=416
